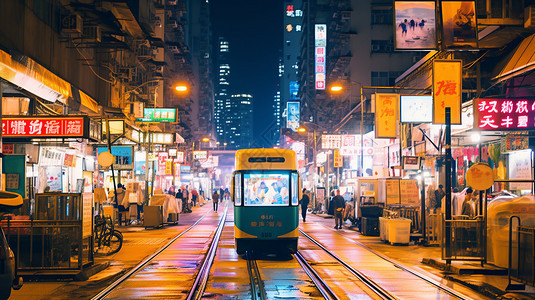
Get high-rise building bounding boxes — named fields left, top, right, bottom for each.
left=281, top=0, right=304, bottom=145
left=228, top=94, right=254, bottom=149
left=214, top=37, right=231, bottom=144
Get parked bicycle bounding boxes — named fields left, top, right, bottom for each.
left=93, top=214, right=123, bottom=255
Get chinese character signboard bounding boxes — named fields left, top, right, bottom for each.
left=136, top=108, right=178, bottom=123
left=394, top=1, right=436, bottom=50
left=322, top=135, right=342, bottom=149
left=315, top=24, right=326, bottom=90
left=433, top=60, right=462, bottom=124
left=3, top=117, right=87, bottom=138
left=158, top=152, right=168, bottom=175
left=400, top=95, right=433, bottom=123
left=193, top=150, right=208, bottom=160
left=441, top=1, right=477, bottom=49
left=474, top=98, right=535, bottom=131
left=375, top=94, right=399, bottom=138
left=333, top=149, right=342, bottom=168
left=286, top=102, right=300, bottom=131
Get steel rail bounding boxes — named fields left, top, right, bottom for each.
left=294, top=251, right=337, bottom=300
left=186, top=203, right=228, bottom=300
left=300, top=230, right=397, bottom=300
left=328, top=228, right=473, bottom=300
left=91, top=208, right=215, bottom=300
left=246, top=251, right=267, bottom=300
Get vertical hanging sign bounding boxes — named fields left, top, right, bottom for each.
left=375, top=94, right=399, bottom=138
left=433, top=60, right=462, bottom=124
left=333, top=149, right=343, bottom=168
left=315, top=24, right=327, bottom=90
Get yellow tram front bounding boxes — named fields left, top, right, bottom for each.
left=232, top=149, right=301, bottom=255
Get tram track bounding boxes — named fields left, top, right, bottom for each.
left=90, top=206, right=227, bottom=300
left=246, top=251, right=267, bottom=300
left=299, top=229, right=472, bottom=300
left=294, top=251, right=338, bottom=300
left=187, top=204, right=228, bottom=299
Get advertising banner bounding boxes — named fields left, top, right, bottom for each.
left=433, top=60, right=462, bottom=124
left=441, top=1, right=477, bottom=49
left=474, top=98, right=535, bottom=131
left=176, top=151, right=185, bottom=163
left=97, top=146, right=134, bottom=170
left=375, top=94, right=399, bottom=138
left=286, top=101, right=300, bottom=131
left=400, top=95, right=433, bottom=123
left=315, top=24, right=327, bottom=90
left=394, top=1, right=436, bottom=50
left=158, top=152, right=168, bottom=175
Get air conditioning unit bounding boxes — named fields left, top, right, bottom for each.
left=168, top=45, right=179, bottom=53
left=83, top=26, right=101, bottom=43
left=62, top=14, right=83, bottom=34
left=525, top=6, right=535, bottom=28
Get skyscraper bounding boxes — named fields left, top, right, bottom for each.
left=281, top=0, right=304, bottom=146
left=214, top=37, right=230, bottom=144
left=228, top=94, right=254, bottom=149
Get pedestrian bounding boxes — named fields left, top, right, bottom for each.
left=333, top=190, right=345, bottom=229
left=434, top=184, right=445, bottom=211
left=114, top=183, right=129, bottom=226
left=299, top=188, right=310, bottom=222
left=212, top=190, right=219, bottom=212
left=461, top=187, right=474, bottom=218
left=191, top=189, right=198, bottom=207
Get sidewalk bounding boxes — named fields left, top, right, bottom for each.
left=310, top=212, right=535, bottom=300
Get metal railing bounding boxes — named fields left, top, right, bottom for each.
left=442, top=216, right=485, bottom=261
left=1, top=219, right=93, bottom=270
left=515, top=226, right=534, bottom=286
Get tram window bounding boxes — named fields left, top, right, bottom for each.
left=235, top=173, right=242, bottom=205
left=243, top=172, right=290, bottom=206
left=248, top=157, right=266, bottom=163
left=291, top=173, right=298, bottom=206
left=266, top=157, right=285, bottom=163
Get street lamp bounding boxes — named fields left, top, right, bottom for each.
left=175, top=85, right=188, bottom=92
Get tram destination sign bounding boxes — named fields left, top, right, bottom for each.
left=2, top=116, right=88, bottom=138
left=475, top=98, right=535, bottom=131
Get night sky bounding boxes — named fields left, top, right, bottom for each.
left=210, top=0, right=283, bottom=148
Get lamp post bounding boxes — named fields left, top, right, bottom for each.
left=297, top=123, right=324, bottom=211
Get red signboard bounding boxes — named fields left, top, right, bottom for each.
left=2, top=144, right=13, bottom=154
left=474, top=98, right=535, bottom=130
left=2, top=117, right=86, bottom=137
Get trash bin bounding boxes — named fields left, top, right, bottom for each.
left=379, top=217, right=389, bottom=241
left=388, top=218, right=411, bottom=245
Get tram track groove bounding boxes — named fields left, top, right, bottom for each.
left=246, top=251, right=267, bottom=300
left=300, top=228, right=472, bottom=300
left=90, top=207, right=222, bottom=300
left=187, top=203, right=228, bottom=300
left=294, top=251, right=337, bottom=300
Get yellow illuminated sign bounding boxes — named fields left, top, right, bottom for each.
left=433, top=60, right=462, bottom=124
left=375, top=93, right=399, bottom=138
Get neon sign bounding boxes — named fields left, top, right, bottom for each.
left=2, top=117, right=86, bottom=137
left=315, top=24, right=326, bottom=90
left=474, top=98, right=535, bottom=130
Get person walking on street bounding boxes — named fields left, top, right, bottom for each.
left=434, top=184, right=445, bottom=211
left=191, top=189, right=198, bottom=207
left=461, top=187, right=475, bottom=218
left=299, top=188, right=310, bottom=222
left=333, top=190, right=345, bottom=229
left=212, top=190, right=220, bottom=212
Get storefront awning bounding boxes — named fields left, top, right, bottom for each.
left=0, top=49, right=99, bottom=113
left=494, top=33, right=535, bottom=82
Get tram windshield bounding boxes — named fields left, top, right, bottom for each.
left=243, top=171, right=290, bottom=206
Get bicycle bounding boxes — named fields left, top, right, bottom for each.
left=93, top=214, right=123, bottom=255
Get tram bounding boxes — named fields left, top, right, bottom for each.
left=232, top=148, right=301, bottom=255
